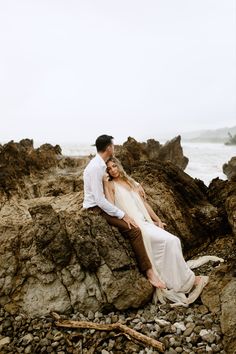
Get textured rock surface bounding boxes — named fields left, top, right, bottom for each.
left=0, top=138, right=236, bottom=353
left=115, top=135, right=188, bottom=173
left=0, top=198, right=153, bottom=317
left=208, top=178, right=236, bottom=240
left=220, top=278, right=236, bottom=353
left=223, top=156, right=236, bottom=181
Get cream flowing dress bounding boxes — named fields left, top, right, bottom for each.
left=113, top=182, right=223, bottom=307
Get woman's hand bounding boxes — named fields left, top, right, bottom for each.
left=154, top=219, right=167, bottom=229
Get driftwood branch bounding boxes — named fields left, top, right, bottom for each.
left=51, top=312, right=165, bottom=352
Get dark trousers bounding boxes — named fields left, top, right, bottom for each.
left=88, top=206, right=152, bottom=273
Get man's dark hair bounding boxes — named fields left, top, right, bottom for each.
left=95, top=134, right=114, bottom=152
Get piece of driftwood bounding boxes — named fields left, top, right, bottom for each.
left=51, top=312, right=165, bottom=352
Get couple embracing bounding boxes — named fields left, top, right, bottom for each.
left=83, top=134, right=219, bottom=307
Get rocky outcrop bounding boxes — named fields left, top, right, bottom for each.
left=223, top=156, right=236, bottom=181
left=115, top=135, right=188, bottom=173
left=0, top=138, right=236, bottom=353
left=208, top=178, right=236, bottom=239
left=158, top=135, right=188, bottom=170
left=0, top=139, right=61, bottom=198
left=201, top=258, right=236, bottom=354
left=0, top=195, right=153, bottom=317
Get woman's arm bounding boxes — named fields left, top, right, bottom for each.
left=103, top=177, right=115, bottom=204
left=136, top=183, right=146, bottom=199
left=144, top=200, right=166, bottom=229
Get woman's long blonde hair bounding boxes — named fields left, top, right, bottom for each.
left=106, top=157, right=137, bottom=189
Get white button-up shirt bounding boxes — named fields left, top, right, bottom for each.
left=83, top=154, right=125, bottom=219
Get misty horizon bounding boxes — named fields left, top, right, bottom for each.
left=1, top=0, right=235, bottom=145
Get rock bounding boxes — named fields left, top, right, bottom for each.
left=0, top=203, right=153, bottom=316
left=29, top=204, right=72, bottom=267
left=21, top=333, right=34, bottom=346
left=220, top=279, right=236, bottom=354
left=201, top=264, right=233, bottom=314
left=173, top=322, right=186, bottom=332
left=115, top=135, right=188, bottom=172
left=158, top=135, right=188, bottom=170
left=101, top=350, right=109, bottom=354
left=223, top=156, right=236, bottom=181
left=207, top=178, right=236, bottom=238
left=225, top=194, right=236, bottom=241
left=198, top=305, right=209, bottom=315
left=200, top=329, right=216, bottom=344
left=25, top=345, right=32, bottom=354
left=154, top=318, right=170, bottom=327
left=0, top=139, right=61, bottom=198
left=183, top=323, right=195, bottom=336
left=3, top=303, right=19, bottom=315
left=0, top=137, right=235, bottom=353
left=0, top=337, right=11, bottom=348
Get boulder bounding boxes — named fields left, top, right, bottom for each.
left=0, top=136, right=235, bottom=337
left=208, top=178, right=236, bottom=239
left=223, top=156, right=236, bottom=181
left=201, top=261, right=236, bottom=354
left=0, top=195, right=153, bottom=317
left=158, top=135, right=188, bottom=170
left=220, top=278, right=236, bottom=354
left=115, top=135, right=188, bottom=173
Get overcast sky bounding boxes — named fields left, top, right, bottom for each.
left=1, top=0, right=235, bottom=144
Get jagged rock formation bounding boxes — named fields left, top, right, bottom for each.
left=223, top=156, right=236, bottom=181
left=0, top=138, right=235, bottom=353
left=0, top=201, right=152, bottom=318
left=115, top=135, right=188, bottom=173
left=208, top=178, right=236, bottom=239
left=0, top=140, right=153, bottom=317
left=225, top=132, right=236, bottom=145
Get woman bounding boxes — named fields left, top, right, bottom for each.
left=104, top=157, right=222, bottom=306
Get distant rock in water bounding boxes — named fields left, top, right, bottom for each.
left=115, top=135, right=188, bottom=172
left=181, top=125, right=236, bottom=143
left=225, top=132, right=236, bottom=145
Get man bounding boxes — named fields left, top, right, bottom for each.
left=83, top=134, right=165, bottom=288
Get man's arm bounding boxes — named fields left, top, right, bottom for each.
left=90, top=171, right=124, bottom=219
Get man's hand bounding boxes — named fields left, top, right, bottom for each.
left=122, top=214, right=138, bottom=229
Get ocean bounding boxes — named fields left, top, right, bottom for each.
left=59, top=142, right=236, bottom=186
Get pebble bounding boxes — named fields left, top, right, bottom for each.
left=0, top=337, right=11, bottom=347
left=0, top=297, right=226, bottom=353
left=174, top=322, right=186, bottom=332
left=183, top=323, right=195, bottom=336
left=155, top=318, right=170, bottom=326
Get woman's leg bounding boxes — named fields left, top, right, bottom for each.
left=142, top=223, right=195, bottom=292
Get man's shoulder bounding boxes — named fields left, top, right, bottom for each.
left=84, top=155, right=103, bottom=173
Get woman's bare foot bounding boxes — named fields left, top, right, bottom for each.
left=194, top=275, right=201, bottom=286
left=146, top=269, right=166, bottom=289
left=150, top=279, right=167, bottom=289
